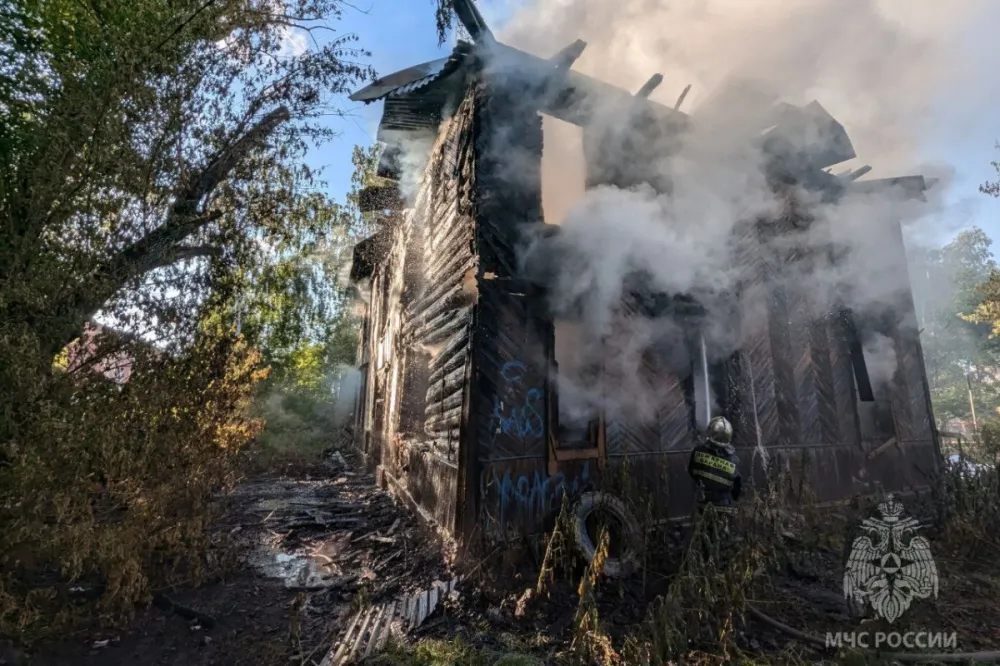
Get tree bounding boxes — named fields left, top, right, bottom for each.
left=1, top=0, right=373, bottom=362
left=249, top=143, right=380, bottom=454
left=912, top=228, right=1000, bottom=423
left=0, top=0, right=376, bottom=635
left=433, top=0, right=478, bottom=44
left=949, top=150, right=1000, bottom=423
left=232, top=142, right=378, bottom=377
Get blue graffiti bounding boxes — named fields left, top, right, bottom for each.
left=492, top=361, right=543, bottom=442
left=481, top=461, right=591, bottom=529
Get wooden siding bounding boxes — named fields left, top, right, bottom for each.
left=470, top=78, right=552, bottom=537
left=351, top=71, right=939, bottom=545
left=403, top=91, right=478, bottom=462
left=350, top=88, right=480, bottom=538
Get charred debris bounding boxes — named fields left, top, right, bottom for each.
left=341, top=0, right=939, bottom=550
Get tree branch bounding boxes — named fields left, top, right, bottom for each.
left=148, top=244, right=221, bottom=271
left=47, top=106, right=291, bottom=351
left=186, top=106, right=291, bottom=213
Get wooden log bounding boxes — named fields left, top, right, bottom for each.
left=635, top=74, right=663, bottom=98
left=424, top=390, right=464, bottom=416
left=425, top=364, right=467, bottom=405
left=425, top=406, right=463, bottom=433
left=358, top=184, right=404, bottom=212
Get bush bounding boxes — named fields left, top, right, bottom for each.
left=0, top=326, right=267, bottom=640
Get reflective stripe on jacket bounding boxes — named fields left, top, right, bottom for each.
left=687, top=441, right=742, bottom=507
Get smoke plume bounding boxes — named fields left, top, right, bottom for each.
left=863, top=333, right=898, bottom=386
left=492, top=0, right=988, bottom=430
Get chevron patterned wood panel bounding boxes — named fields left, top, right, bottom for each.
left=657, top=369, right=695, bottom=451
left=732, top=219, right=781, bottom=450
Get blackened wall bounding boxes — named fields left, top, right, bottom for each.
left=358, top=89, right=479, bottom=537
left=357, top=71, right=939, bottom=547
left=465, top=72, right=560, bottom=540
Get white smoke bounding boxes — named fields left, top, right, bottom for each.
left=350, top=278, right=371, bottom=318
left=333, top=366, right=363, bottom=426
left=863, top=333, right=898, bottom=386
left=491, top=0, right=988, bottom=429
left=381, top=129, right=440, bottom=204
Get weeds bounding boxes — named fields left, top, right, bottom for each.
left=536, top=493, right=575, bottom=598
left=929, top=458, right=1000, bottom=558
left=621, top=471, right=785, bottom=665
left=568, top=527, right=621, bottom=666
left=0, top=328, right=266, bottom=641
left=370, top=636, right=543, bottom=666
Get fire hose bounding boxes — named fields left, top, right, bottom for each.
left=746, top=603, right=1000, bottom=663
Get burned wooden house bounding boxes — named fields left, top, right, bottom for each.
left=345, top=3, right=939, bottom=545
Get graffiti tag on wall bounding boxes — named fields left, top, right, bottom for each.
left=492, top=360, right=543, bottom=443
left=481, top=461, right=591, bottom=530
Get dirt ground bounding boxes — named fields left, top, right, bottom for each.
left=24, top=449, right=453, bottom=666
left=18, top=449, right=1000, bottom=666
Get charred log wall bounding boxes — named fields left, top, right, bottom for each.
left=599, top=295, right=699, bottom=517
left=359, top=90, right=480, bottom=538
left=398, top=90, right=479, bottom=535
left=576, top=120, right=937, bottom=512
left=466, top=75, right=556, bottom=540
left=579, top=122, right=700, bottom=517
left=731, top=203, right=938, bottom=502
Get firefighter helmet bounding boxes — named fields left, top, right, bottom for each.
left=706, top=416, right=733, bottom=446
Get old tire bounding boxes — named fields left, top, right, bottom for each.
left=572, top=491, right=641, bottom=578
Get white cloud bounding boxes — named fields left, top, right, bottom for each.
left=278, top=27, right=309, bottom=58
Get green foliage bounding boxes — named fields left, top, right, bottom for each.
left=372, top=638, right=543, bottom=666
left=933, top=452, right=1000, bottom=561
left=0, top=0, right=374, bottom=639
left=912, top=227, right=1000, bottom=422
left=1, top=0, right=374, bottom=362
left=979, top=420, right=1000, bottom=459
left=0, top=324, right=268, bottom=638
left=248, top=143, right=379, bottom=462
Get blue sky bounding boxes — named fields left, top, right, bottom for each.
left=307, top=0, right=1000, bottom=252
left=304, top=3, right=451, bottom=197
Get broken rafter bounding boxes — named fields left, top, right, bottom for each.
left=549, top=39, right=587, bottom=70
left=673, top=83, right=692, bottom=111
left=486, top=41, right=689, bottom=130
left=838, top=165, right=872, bottom=182
left=453, top=0, right=493, bottom=43
left=635, top=74, right=663, bottom=99
left=847, top=175, right=928, bottom=200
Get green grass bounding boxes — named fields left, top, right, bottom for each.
left=367, top=638, right=544, bottom=666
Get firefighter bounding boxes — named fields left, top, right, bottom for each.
left=687, top=415, right=742, bottom=515
left=687, top=416, right=742, bottom=562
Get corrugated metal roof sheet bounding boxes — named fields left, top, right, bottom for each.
left=349, top=41, right=473, bottom=103
left=351, top=42, right=474, bottom=182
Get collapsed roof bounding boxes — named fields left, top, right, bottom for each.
left=347, top=0, right=931, bottom=265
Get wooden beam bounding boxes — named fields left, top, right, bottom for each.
left=553, top=447, right=601, bottom=461
left=358, top=184, right=404, bottom=212
left=453, top=0, right=493, bottom=42
left=839, top=165, right=872, bottom=182
left=847, top=175, right=927, bottom=200
left=596, top=413, right=606, bottom=471
left=867, top=436, right=898, bottom=460
left=673, top=83, right=692, bottom=111
left=635, top=74, right=663, bottom=98
left=486, top=41, right=690, bottom=131
left=549, top=39, right=587, bottom=69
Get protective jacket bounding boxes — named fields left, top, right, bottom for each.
left=687, top=440, right=742, bottom=511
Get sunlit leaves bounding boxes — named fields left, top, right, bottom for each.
left=916, top=227, right=1000, bottom=422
